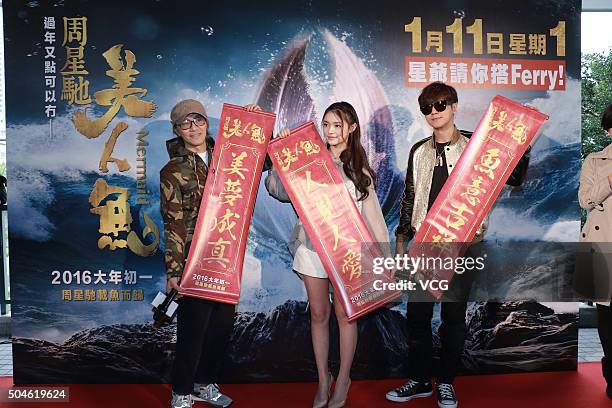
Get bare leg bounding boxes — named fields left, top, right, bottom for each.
left=304, top=276, right=333, bottom=406
left=329, top=294, right=356, bottom=406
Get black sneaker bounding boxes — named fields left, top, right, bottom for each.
left=192, top=383, right=233, bottom=407
left=385, top=379, right=433, bottom=402
left=436, top=383, right=458, bottom=408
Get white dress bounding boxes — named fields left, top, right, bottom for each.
left=293, top=178, right=363, bottom=279
left=264, top=159, right=390, bottom=280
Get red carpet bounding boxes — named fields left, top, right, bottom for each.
left=0, top=363, right=609, bottom=408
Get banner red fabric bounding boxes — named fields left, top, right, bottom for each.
left=409, top=95, right=548, bottom=298
left=267, top=122, right=400, bottom=321
left=180, top=104, right=276, bottom=304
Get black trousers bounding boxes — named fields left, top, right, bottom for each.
left=598, top=304, right=612, bottom=361
left=406, top=300, right=467, bottom=384
left=172, top=296, right=236, bottom=395
left=406, top=265, right=474, bottom=384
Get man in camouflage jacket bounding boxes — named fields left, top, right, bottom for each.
left=161, top=128, right=212, bottom=280
left=161, top=99, right=234, bottom=408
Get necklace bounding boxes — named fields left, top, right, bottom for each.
left=435, top=141, right=450, bottom=167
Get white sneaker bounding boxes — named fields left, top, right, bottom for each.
left=171, top=392, right=192, bottom=408
left=192, top=383, right=233, bottom=407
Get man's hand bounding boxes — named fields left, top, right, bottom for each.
left=395, top=237, right=407, bottom=258
left=244, top=104, right=262, bottom=112
left=166, top=277, right=183, bottom=298
left=394, top=236, right=409, bottom=281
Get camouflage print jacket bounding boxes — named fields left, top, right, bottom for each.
left=160, top=136, right=214, bottom=278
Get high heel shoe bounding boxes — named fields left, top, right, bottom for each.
left=313, top=372, right=333, bottom=408
left=328, top=378, right=351, bottom=408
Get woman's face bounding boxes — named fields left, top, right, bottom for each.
left=322, top=110, right=355, bottom=151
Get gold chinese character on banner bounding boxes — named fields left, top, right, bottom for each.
left=489, top=110, right=507, bottom=132
left=211, top=209, right=240, bottom=240
left=314, top=193, right=342, bottom=224
left=276, top=147, right=298, bottom=171
left=62, top=290, right=72, bottom=301
left=85, top=289, right=95, bottom=301
left=73, top=44, right=157, bottom=138
left=222, top=118, right=243, bottom=139
left=109, top=290, right=119, bottom=301
left=89, top=179, right=131, bottom=250
left=331, top=224, right=356, bottom=251
left=220, top=179, right=243, bottom=206
left=487, top=33, right=504, bottom=54
left=528, top=34, right=546, bottom=55
left=342, top=249, right=362, bottom=281
left=305, top=170, right=328, bottom=193
left=429, top=241, right=454, bottom=252
left=510, top=121, right=528, bottom=145
left=88, top=178, right=159, bottom=255
left=132, top=289, right=144, bottom=301
left=425, top=31, right=443, bottom=52
left=203, top=237, right=231, bottom=267
left=222, top=151, right=248, bottom=179
left=61, top=75, right=92, bottom=105
left=62, top=17, right=88, bottom=46
left=74, top=289, right=84, bottom=301
left=245, top=123, right=265, bottom=144
left=61, top=16, right=92, bottom=105
left=460, top=176, right=486, bottom=206
left=300, top=140, right=321, bottom=156
left=99, top=121, right=130, bottom=172
left=428, top=219, right=458, bottom=243
left=446, top=202, right=475, bottom=231
left=62, top=46, right=88, bottom=75
left=97, top=289, right=108, bottom=301
left=509, top=34, right=527, bottom=55
left=474, top=149, right=501, bottom=179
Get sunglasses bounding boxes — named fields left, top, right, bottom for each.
left=420, top=99, right=449, bottom=115
left=175, top=115, right=206, bottom=131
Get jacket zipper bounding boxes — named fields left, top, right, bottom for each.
left=192, top=152, right=201, bottom=190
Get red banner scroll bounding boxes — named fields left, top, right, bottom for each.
left=409, top=95, right=548, bottom=298
left=180, top=103, right=276, bottom=304
left=267, top=122, right=400, bottom=321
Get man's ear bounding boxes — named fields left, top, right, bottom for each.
left=451, top=103, right=458, bottom=113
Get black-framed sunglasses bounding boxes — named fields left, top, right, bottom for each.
left=175, top=115, right=206, bottom=131
left=420, top=99, right=449, bottom=115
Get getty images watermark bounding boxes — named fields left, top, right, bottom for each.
left=371, top=253, right=487, bottom=293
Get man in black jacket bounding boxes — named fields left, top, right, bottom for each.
left=385, top=82, right=530, bottom=408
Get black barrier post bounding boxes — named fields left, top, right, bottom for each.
left=0, top=204, right=8, bottom=315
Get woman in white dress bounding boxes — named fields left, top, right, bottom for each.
left=266, top=102, right=389, bottom=408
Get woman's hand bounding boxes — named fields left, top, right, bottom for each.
left=276, top=128, right=291, bottom=138
left=244, top=104, right=262, bottom=112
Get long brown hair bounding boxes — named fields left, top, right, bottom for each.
left=323, top=101, right=376, bottom=201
